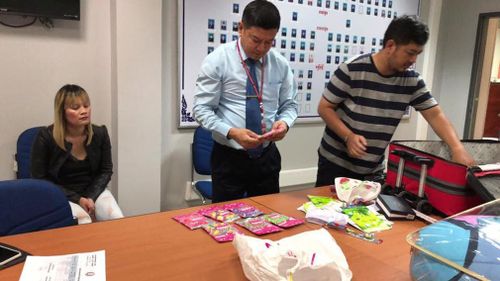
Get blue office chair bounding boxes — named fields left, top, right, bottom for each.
left=16, top=126, right=42, bottom=179
left=0, top=179, right=75, bottom=236
left=191, top=126, right=214, bottom=204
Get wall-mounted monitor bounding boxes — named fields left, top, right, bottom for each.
left=0, top=0, right=80, bottom=21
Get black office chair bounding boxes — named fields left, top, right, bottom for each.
left=191, top=126, right=214, bottom=204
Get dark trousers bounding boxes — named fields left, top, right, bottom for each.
left=211, top=142, right=281, bottom=203
left=315, top=153, right=383, bottom=187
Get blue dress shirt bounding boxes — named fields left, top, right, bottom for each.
left=193, top=39, right=298, bottom=150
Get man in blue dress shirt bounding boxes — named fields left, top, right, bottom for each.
left=193, top=0, right=298, bottom=203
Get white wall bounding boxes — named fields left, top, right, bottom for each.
left=430, top=0, right=500, bottom=139
left=0, top=1, right=112, bottom=180
left=0, top=0, right=165, bottom=215
left=114, top=0, right=163, bottom=215
left=2, top=0, right=497, bottom=214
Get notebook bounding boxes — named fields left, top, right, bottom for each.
left=376, top=194, right=416, bottom=220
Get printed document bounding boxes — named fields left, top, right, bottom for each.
left=19, top=250, right=105, bottom=281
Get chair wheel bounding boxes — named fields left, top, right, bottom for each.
left=416, top=199, right=432, bottom=215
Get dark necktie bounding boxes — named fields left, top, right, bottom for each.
left=245, top=58, right=263, bottom=158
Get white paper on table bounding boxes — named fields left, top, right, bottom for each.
left=19, top=250, right=106, bottom=281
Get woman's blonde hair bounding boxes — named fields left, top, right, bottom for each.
left=53, top=84, right=93, bottom=150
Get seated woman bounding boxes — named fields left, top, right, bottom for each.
left=31, top=84, right=124, bottom=224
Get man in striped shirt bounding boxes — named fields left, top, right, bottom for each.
left=316, top=16, right=474, bottom=186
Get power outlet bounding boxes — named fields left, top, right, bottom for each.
left=12, top=154, right=18, bottom=173
left=184, top=181, right=201, bottom=201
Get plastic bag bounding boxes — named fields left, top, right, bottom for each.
left=334, top=177, right=381, bottom=204
left=233, top=228, right=352, bottom=281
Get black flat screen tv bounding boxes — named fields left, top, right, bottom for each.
left=0, top=0, right=80, bottom=20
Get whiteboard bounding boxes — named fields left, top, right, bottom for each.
left=178, top=0, right=420, bottom=128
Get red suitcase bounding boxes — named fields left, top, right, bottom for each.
left=385, top=140, right=498, bottom=216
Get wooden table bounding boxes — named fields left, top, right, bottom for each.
left=0, top=188, right=428, bottom=280
left=250, top=187, right=429, bottom=281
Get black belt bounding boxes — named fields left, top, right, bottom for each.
left=214, top=141, right=275, bottom=159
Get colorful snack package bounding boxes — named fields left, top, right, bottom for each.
left=297, top=202, right=315, bottom=213
left=307, top=195, right=336, bottom=207
left=223, top=202, right=263, bottom=218
left=202, top=222, right=241, bottom=242
left=305, top=208, right=349, bottom=226
left=263, top=213, right=304, bottom=228
left=173, top=212, right=213, bottom=230
left=263, top=212, right=304, bottom=228
left=235, top=217, right=282, bottom=235
left=198, top=206, right=240, bottom=222
left=342, top=206, right=392, bottom=233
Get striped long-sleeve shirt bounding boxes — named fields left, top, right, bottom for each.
left=319, top=53, right=438, bottom=175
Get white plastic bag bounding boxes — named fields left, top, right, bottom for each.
left=334, top=177, right=381, bottom=204
left=233, top=228, right=352, bottom=281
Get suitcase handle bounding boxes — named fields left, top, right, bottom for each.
left=391, top=150, right=434, bottom=168
left=390, top=149, right=435, bottom=199
left=414, top=156, right=434, bottom=168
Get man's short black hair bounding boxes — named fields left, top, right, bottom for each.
left=242, top=0, right=281, bottom=30
left=383, top=15, right=429, bottom=47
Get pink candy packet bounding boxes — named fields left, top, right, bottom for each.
left=173, top=212, right=213, bottom=230
left=263, top=212, right=304, bottom=228
left=223, top=202, right=263, bottom=218
left=202, top=221, right=241, bottom=242
left=198, top=206, right=240, bottom=222
left=235, top=217, right=282, bottom=235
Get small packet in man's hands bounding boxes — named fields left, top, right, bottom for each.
left=259, top=126, right=286, bottom=140
left=259, top=129, right=277, bottom=140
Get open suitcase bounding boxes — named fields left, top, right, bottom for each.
left=385, top=140, right=499, bottom=216
left=467, top=165, right=500, bottom=201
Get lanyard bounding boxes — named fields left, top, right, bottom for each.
left=236, top=40, right=265, bottom=105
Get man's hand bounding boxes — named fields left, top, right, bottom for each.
left=345, top=133, right=367, bottom=158
left=259, top=120, right=288, bottom=142
left=420, top=106, right=476, bottom=167
left=228, top=128, right=263, bottom=149
left=451, top=148, right=476, bottom=167
left=79, top=197, right=95, bottom=216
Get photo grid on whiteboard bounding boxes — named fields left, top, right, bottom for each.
left=179, top=0, right=419, bottom=128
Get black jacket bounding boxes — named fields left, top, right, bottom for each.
left=31, top=124, right=113, bottom=203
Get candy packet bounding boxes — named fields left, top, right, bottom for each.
left=342, top=206, right=392, bottom=233
left=198, top=206, right=240, bottom=222
left=202, top=221, right=242, bottom=242
left=235, top=217, right=282, bottom=235
left=262, top=212, right=304, bottom=228
left=173, top=212, right=213, bottom=230
left=307, top=195, right=336, bottom=207
left=223, top=202, right=263, bottom=218
left=305, top=208, right=349, bottom=226
left=297, top=201, right=315, bottom=213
